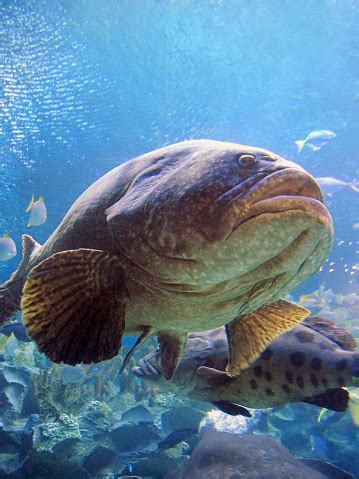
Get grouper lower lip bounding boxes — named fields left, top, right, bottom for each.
left=232, top=168, right=326, bottom=231
left=205, top=168, right=328, bottom=243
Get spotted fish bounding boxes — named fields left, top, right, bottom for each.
left=133, top=317, right=359, bottom=414
left=0, top=140, right=332, bottom=379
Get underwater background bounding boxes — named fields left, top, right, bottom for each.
left=0, top=1, right=359, bottom=478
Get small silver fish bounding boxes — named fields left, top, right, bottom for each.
left=0, top=234, right=16, bottom=261
left=316, top=177, right=359, bottom=196
left=295, top=130, right=336, bottom=153
left=26, top=195, right=47, bottom=227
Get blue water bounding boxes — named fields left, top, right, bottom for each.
left=1, top=0, right=358, bottom=292
left=0, top=1, right=358, bottom=477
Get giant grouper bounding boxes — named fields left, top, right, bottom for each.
left=0, top=140, right=333, bottom=379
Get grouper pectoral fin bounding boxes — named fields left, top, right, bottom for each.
left=225, top=299, right=310, bottom=377
left=158, top=330, right=187, bottom=380
left=22, top=249, right=129, bottom=365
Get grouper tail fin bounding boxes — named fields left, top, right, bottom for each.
left=0, top=234, right=40, bottom=325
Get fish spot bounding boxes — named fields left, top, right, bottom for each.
left=310, top=357, right=322, bottom=371
left=289, top=351, right=305, bottom=367
left=282, top=384, right=290, bottom=393
left=265, top=387, right=274, bottom=396
left=250, top=379, right=258, bottom=390
left=264, top=371, right=272, bottom=381
left=321, top=377, right=328, bottom=387
left=319, top=341, right=336, bottom=351
left=310, top=374, right=319, bottom=388
left=254, top=366, right=263, bottom=377
left=295, top=330, right=314, bottom=343
left=337, top=376, right=345, bottom=387
left=336, top=359, right=348, bottom=372
left=285, top=371, right=294, bottom=383
left=296, top=376, right=304, bottom=389
left=260, top=348, right=273, bottom=361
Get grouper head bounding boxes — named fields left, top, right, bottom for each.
left=110, top=139, right=333, bottom=314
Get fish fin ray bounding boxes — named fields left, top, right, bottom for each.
left=22, top=248, right=128, bottom=365
left=225, top=299, right=309, bottom=376
left=303, top=316, right=356, bottom=351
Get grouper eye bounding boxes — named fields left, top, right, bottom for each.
left=237, top=154, right=256, bottom=167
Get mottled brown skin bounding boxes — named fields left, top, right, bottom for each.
left=0, top=140, right=333, bottom=374
left=133, top=321, right=359, bottom=410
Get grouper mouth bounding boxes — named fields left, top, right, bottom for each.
left=207, top=167, right=326, bottom=241
left=192, top=166, right=333, bottom=312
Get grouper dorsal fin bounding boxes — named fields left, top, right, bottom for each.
left=303, top=317, right=356, bottom=351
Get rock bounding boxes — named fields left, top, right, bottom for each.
left=161, top=407, right=205, bottom=435
left=111, top=422, right=161, bottom=453
left=33, top=414, right=81, bottom=452
left=166, top=431, right=328, bottom=479
left=78, top=400, right=115, bottom=440
left=121, top=405, right=154, bottom=424
left=83, top=446, right=118, bottom=475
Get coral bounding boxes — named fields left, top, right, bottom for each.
left=33, top=369, right=93, bottom=419
left=33, top=414, right=81, bottom=452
